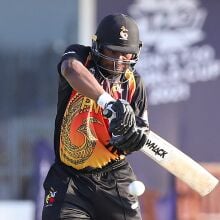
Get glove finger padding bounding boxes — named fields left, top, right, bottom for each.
left=130, top=129, right=148, bottom=153
left=110, top=127, right=148, bottom=154
left=110, top=113, right=135, bottom=135
left=119, top=129, right=146, bottom=152
left=108, top=100, right=136, bottom=136
left=110, top=126, right=136, bottom=146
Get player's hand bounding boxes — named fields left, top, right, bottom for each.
left=104, top=99, right=136, bottom=136
left=110, top=126, right=148, bottom=154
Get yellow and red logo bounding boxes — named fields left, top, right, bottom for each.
left=45, top=187, right=57, bottom=206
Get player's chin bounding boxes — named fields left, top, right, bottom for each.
left=103, top=65, right=128, bottom=78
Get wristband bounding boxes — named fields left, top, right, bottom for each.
left=97, top=92, right=115, bottom=109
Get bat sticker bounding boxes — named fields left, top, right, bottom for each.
left=145, top=139, right=168, bottom=159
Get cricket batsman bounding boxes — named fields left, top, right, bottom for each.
left=42, top=13, right=149, bottom=220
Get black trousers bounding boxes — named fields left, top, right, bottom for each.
left=42, top=160, right=142, bottom=220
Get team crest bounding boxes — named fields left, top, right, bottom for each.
left=119, top=26, right=128, bottom=40
left=45, top=187, right=57, bottom=207
left=111, top=84, right=123, bottom=94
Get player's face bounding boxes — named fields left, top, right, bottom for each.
left=100, top=48, right=134, bottom=74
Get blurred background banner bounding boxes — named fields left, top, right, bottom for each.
left=0, top=0, right=219, bottom=219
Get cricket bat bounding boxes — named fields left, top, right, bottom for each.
left=140, top=130, right=219, bottom=196
left=103, top=108, right=219, bottom=197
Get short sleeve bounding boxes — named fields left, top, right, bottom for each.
left=57, top=44, right=91, bottom=74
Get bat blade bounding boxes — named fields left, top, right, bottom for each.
left=141, top=131, right=219, bottom=196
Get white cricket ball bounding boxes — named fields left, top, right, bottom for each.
left=128, top=180, right=145, bottom=196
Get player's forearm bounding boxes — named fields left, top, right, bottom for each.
left=61, top=58, right=114, bottom=107
left=61, top=58, right=105, bottom=101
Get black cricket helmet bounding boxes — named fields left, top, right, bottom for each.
left=91, top=14, right=142, bottom=78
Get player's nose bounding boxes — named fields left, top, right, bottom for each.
left=116, top=53, right=128, bottom=61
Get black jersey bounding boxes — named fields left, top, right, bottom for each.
left=54, top=44, right=148, bottom=170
